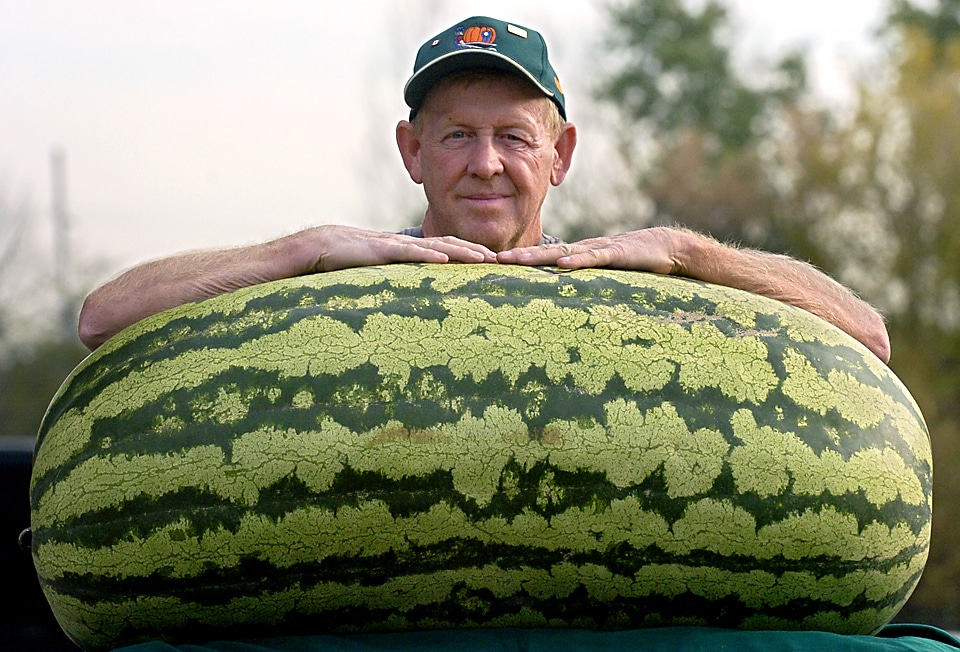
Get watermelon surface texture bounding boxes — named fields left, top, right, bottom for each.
left=29, top=264, right=932, bottom=651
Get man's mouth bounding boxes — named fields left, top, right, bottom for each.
left=461, top=192, right=510, bottom=203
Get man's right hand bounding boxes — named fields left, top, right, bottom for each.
left=303, top=225, right=497, bottom=272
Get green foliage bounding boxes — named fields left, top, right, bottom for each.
left=889, top=0, right=960, bottom=52
left=583, top=0, right=812, bottom=252
left=599, top=0, right=805, bottom=150
left=872, top=0, right=960, bottom=627
left=0, top=338, right=88, bottom=439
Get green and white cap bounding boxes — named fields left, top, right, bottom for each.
left=404, top=16, right=566, bottom=120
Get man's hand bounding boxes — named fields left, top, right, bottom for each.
left=306, top=226, right=497, bottom=272
left=497, top=227, right=683, bottom=274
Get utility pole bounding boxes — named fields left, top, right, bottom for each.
left=50, top=147, right=72, bottom=338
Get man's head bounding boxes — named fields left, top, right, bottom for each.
left=396, top=17, right=576, bottom=252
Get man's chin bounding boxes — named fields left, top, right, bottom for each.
left=459, top=220, right=544, bottom=252
left=459, top=230, right=519, bottom=253
left=423, top=213, right=539, bottom=252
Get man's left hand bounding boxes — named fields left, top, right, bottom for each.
left=497, top=227, right=685, bottom=275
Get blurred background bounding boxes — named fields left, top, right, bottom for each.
left=3, top=0, right=959, bottom=647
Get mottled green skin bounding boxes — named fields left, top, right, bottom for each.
left=30, top=264, right=931, bottom=651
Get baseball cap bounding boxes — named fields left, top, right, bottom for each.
left=403, top=16, right=566, bottom=120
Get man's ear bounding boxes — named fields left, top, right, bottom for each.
left=550, top=122, right=577, bottom=186
left=396, top=120, right=423, bottom=184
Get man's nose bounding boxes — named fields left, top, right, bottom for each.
left=466, top=137, right=504, bottom=179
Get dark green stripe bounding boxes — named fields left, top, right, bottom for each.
left=40, top=534, right=927, bottom=602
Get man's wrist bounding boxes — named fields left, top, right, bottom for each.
left=668, top=227, right=717, bottom=278
left=274, top=226, right=332, bottom=275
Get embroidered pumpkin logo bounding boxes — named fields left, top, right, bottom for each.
left=455, top=24, right=497, bottom=50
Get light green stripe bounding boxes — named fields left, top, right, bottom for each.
left=741, top=605, right=903, bottom=636
left=676, top=321, right=778, bottom=403
left=728, top=409, right=926, bottom=506
left=32, top=406, right=99, bottom=493
left=35, top=445, right=227, bottom=530
left=545, top=400, right=729, bottom=496
left=32, top=313, right=366, bottom=484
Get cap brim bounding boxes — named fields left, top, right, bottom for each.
left=403, top=49, right=556, bottom=115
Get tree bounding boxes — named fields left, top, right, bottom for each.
left=0, top=184, right=34, bottom=355
left=583, top=0, right=808, bottom=249
left=602, top=0, right=789, bottom=149
left=853, top=0, right=960, bottom=625
left=0, top=182, right=102, bottom=439
left=0, top=338, right=87, bottom=439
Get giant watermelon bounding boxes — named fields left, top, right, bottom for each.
left=29, top=264, right=931, bottom=651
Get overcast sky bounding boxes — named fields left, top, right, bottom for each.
left=2, top=0, right=894, bottom=284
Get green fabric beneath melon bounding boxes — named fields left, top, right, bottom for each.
left=113, top=625, right=960, bottom=652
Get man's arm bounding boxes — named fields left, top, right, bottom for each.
left=497, top=227, right=891, bottom=363
left=79, top=225, right=495, bottom=351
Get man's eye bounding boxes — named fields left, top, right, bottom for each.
left=449, top=131, right=466, bottom=139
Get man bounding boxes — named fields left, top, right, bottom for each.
left=78, top=16, right=890, bottom=363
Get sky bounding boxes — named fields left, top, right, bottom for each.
left=1, top=0, right=894, bottom=286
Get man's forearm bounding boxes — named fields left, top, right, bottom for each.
left=498, top=227, right=891, bottom=363
left=78, top=225, right=498, bottom=351
left=675, top=233, right=891, bottom=362
left=78, top=236, right=305, bottom=351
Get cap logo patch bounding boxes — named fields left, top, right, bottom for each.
left=455, top=24, right=497, bottom=50
left=507, top=24, right=528, bottom=38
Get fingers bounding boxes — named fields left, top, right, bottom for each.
left=382, top=243, right=452, bottom=264
left=347, top=233, right=498, bottom=269
left=422, top=236, right=498, bottom=263
left=498, top=231, right=678, bottom=274
left=497, top=241, right=619, bottom=268
left=313, top=227, right=503, bottom=272
left=553, top=241, right=630, bottom=269
left=313, top=226, right=681, bottom=274
left=496, top=244, right=571, bottom=266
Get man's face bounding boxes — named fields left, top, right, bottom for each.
left=397, top=75, right=575, bottom=252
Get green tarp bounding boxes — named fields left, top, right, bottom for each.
left=115, top=625, right=960, bottom=652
